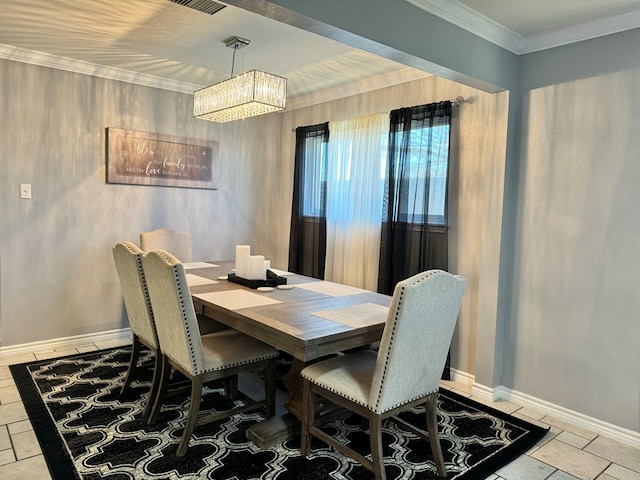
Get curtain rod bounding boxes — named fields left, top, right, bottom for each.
left=291, top=96, right=465, bottom=131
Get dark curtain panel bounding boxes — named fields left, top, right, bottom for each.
left=288, top=123, right=329, bottom=279
left=378, top=101, right=453, bottom=378
left=378, top=101, right=452, bottom=294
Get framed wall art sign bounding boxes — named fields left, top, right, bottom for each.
left=106, top=128, right=219, bottom=189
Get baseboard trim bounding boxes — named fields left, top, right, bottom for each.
left=449, top=367, right=475, bottom=387
left=449, top=371, right=639, bottom=449
left=468, top=382, right=639, bottom=449
left=0, top=328, right=132, bottom=358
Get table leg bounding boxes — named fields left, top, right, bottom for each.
left=246, top=357, right=345, bottom=448
left=283, top=358, right=306, bottom=419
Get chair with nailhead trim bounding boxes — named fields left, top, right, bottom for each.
left=112, top=241, right=162, bottom=421
left=140, top=228, right=193, bottom=263
left=300, top=270, right=465, bottom=480
left=142, top=249, right=279, bottom=457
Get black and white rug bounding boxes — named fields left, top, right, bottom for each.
left=10, top=347, right=547, bottom=479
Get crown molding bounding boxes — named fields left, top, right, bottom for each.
left=405, top=0, right=524, bottom=53
left=0, top=44, right=201, bottom=94
left=405, top=0, right=640, bottom=55
left=1, top=44, right=430, bottom=110
left=522, top=8, right=640, bottom=54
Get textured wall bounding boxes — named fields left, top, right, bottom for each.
left=509, top=29, right=640, bottom=432
left=0, top=59, right=277, bottom=345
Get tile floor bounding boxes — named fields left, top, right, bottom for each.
left=1, top=340, right=638, bottom=480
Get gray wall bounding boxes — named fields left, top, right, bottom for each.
left=0, top=59, right=281, bottom=345
left=507, top=29, right=640, bottom=432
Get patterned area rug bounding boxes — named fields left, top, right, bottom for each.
left=10, top=347, right=547, bottom=480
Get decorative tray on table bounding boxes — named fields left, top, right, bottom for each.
left=227, top=270, right=287, bottom=289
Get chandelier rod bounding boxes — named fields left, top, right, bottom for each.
left=226, top=36, right=250, bottom=79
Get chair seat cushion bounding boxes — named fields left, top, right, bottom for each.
left=301, top=350, right=377, bottom=409
left=200, top=330, right=279, bottom=373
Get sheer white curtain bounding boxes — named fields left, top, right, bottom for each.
left=325, top=113, right=389, bottom=290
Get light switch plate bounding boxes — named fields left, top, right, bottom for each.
left=20, top=183, right=32, bottom=199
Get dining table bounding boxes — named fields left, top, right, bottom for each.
left=182, top=260, right=391, bottom=448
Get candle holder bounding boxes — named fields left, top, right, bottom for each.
left=227, top=270, right=287, bottom=289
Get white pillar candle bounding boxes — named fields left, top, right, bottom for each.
left=235, top=245, right=250, bottom=278
left=249, top=255, right=266, bottom=280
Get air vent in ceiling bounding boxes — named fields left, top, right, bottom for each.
left=167, top=0, right=226, bottom=16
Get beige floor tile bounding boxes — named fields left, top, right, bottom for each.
left=0, top=454, right=51, bottom=480
left=470, top=396, right=521, bottom=414
left=0, top=385, right=21, bottom=405
left=496, top=453, right=556, bottom=479
left=536, top=426, right=561, bottom=446
left=601, top=463, right=640, bottom=480
left=548, top=471, right=581, bottom=479
left=12, top=430, right=41, bottom=460
left=93, top=338, right=130, bottom=350
left=516, top=406, right=548, bottom=421
left=0, top=425, right=10, bottom=450
left=76, top=344, right=99, bottom=353
left=440, top=379, right=472, bottom=394
left=541, top=416, right=599, bottom=441
left=512, top=411, right=552, bottom=429
left=0, top=378, right=15, bottom=389
left=0, top=402, right=27, bottom=425
left=0, top=353, right=36, bottom=368
left=0, top=366, right=11, bottom=381
left=34, top=349, right=78, bottom=361
left=7, top=420, right=32, bottom=435
left=531, top=439, right=610, bottom=480
left=585, top=437, right=640, bottom=474
left=596, top=475, right=618, bottom=480
left=442, top=385, right=473, bottom=397
left=0, top=448, right=16, bottom=466
left=557, top=431, right=592, bottom=449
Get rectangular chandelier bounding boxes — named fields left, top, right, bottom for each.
left=193, top=70, right=287, bottom=123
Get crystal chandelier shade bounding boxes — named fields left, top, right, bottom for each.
left=194, top=69, right=287, bottom=123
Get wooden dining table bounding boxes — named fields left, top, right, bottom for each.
left=183, top=260, right=391, bottom=447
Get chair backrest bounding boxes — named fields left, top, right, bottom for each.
left=140, top=228, right=193, bottom=263
left=141, top=249, right=204, bottom=375
left=112, top=241, right=158, bottom=349
left=370, top=270, right=465, bottom=414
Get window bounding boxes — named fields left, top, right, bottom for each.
left=390, top=122, right=450, bottom=225
left=300, top=127, right=328, bottom=218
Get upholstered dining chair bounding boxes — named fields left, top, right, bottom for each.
left=112, top=241, right=161, bottom=421
left=300, top=270, right=465, bottom=480
left=142, top=249, right=279, bottom=457
left=140, top=228, right=193, bottom=262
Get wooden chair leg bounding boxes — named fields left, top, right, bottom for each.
left=225, top=375, right=238, bottom=399
left=148, top=355, right=172, bottom=424
left=120, top=336, right=142, bottom=395
left=370, top=415, right=386, bottom=480
left=177, top=375, right=203, bottom=457
left=426, top=393, right=447, bottom=477
left=264, top=358, right=277, bottom=418
left=300, top=378, right=315, bottom=456
left=142, top=348, right=162, bottom=421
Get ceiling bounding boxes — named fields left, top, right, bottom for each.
left=1, top=0, right=639, bottom=110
